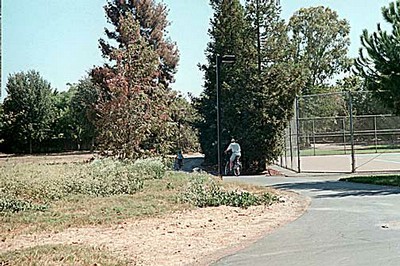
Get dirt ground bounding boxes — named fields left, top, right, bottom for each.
left=0, top=152, right=310, bottom=265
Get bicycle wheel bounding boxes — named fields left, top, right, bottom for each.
left=234, top=164, right=240, bottom=176
left=224, top=162, right=230, bottom=175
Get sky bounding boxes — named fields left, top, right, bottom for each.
left=1, top=0, right=394, bottom=101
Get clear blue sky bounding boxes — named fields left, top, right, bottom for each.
left=1, top=0, right=393, bottom=101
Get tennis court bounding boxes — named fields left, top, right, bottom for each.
left=300, top=152, right=400, bottom=173
left=279, top=91, right=400, bottom=173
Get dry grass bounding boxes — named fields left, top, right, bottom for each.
left=0, top=156, right=284, bottom=265
left=0, top=244, right=128, bottom=266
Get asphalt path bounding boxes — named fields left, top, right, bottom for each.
left=214, top=174, right=400, bottom=266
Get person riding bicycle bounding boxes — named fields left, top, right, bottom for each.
left=224, top=139, right=241, bottom=172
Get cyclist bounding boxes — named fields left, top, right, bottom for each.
left=224, top=138, right=241, bottom=172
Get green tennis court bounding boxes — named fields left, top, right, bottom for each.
left=300, top=152, right=400, bottom=173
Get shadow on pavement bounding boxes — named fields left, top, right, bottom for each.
left=271, top=180, right=400, bottom=198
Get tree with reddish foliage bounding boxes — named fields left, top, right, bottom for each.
left=91, top=1, right=180, bottom=159
left=99, top=0, right=179, bottom=88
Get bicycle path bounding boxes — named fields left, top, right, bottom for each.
left=214, top=173, right=400, bottom=266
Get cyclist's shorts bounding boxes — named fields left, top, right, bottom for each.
left=230, top=152, right=241, bottom=162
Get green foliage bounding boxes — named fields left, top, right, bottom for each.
left=131, top=158, right=166, bottom=180
left=101, top=0, right=179, bottom=88
left=195, top=0, right=307, bottom=172
left=1, top=73, right=98, bottom=153
left=0, top=158, right=168, bottom=208
left=181, top=175, right=277, bottom=209
left=341, top=175, right=400, bottom=187
left=336, top=75, right=390, bottom=115
left=288, top=6, right=351, bottom=94
left=169, top=93, right=201, bottom=153
left=64, top=159, right=145, bottom=197
left=2, top=70, right=56, bottom=153
left=0, top=103, right=4, bottom=145
left=69, top=77, right=98, bottom=150
left=354, top=0, right=400, bottom=114
left=0, top=196, right=48, bottom=213
left=91, top=2, right=185, bottom=159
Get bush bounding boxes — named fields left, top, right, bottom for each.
left=131, top=158, right=166, bottom=179
left=0, top=196, right=48, bottom=213
left=66, top=158, right=144, bottom=196
left=181, top=175, right=277, bottom=208
left=0, top=157, right=169, bottom=205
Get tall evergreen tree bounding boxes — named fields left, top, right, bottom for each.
left=91, top=1, right=179, bottom=159
left=193, top=0, right=248, bottom=166
left=355, top=0, right=400, bottom=114
left=194, top=0, right=307, bottom=172
left=245, top=0, right=286, bottom=72
left=244, top=0, right=307, bottom=170
left=99, top=0, right=179, bottom=89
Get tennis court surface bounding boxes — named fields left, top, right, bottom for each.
left=300, top=152, right=400, bottom=173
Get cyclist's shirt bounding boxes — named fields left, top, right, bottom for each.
left=227, top=143, right=241, bottom=154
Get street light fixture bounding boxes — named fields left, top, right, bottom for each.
left=216, top=54, right=236, bottom=178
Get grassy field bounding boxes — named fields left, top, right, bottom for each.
left=0, top=156, right=277, bottom=265
left=341, top=175, right=400, bottom=187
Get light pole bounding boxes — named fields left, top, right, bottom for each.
left=216, top=54, right=236, bottom=178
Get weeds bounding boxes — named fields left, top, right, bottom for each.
left=181, top=175, right=278, bottom=208
left=0, top=244, right=129, bottom=266
left=0, top=157, right=167, bottom=213
left=0, top=197, right=48, bottom=213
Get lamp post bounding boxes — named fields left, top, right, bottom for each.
left=216, top=54, right=236, bottom=178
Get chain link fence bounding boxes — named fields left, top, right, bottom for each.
left=279, top=91, right=400, bottom=173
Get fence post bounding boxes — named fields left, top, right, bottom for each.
left=374, top=115, right=378, bottom=153
left=284, top=127, right=287, bottom=168
left=289, top=118, right=293, bottom=169
left=348, top=91, right=356, bottom=173
left=312, top=118, right=316, bottom=156
left=296, top=96, right=301, bottom=173
left=343, top=118, right=346, bottom=155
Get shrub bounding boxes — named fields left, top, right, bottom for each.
left=131, top=158, right=166, bottom=179
left=181, top=175, right=277, bottom=208
left=63, top=158, right=144, bottom=197
left=0, top=196, right=48, bottom=213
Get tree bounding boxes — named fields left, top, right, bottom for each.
left=245, top=0, right=287, bottom=72
left=194, top=0, right=307, bottom=172
left=354, top=0, right=400, bottom=114
left=48, top=89, right=76, bottom=151
left=69, top=78, right=98, bottom=151
left=2, top=70, right=55, bottom=153
left=0, top=103, right=4, bottom=148
left=91, top=3, right=179, bottom=159
left=100, top=0, right=179, bottom=89
left=169, top=94, right=201, bottom=153
left=288, top=6, right=351, bottom=94
left=193, top=0, right=248, bottom=166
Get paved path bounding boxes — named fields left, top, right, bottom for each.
left=214, top=173, right=400, bottom=266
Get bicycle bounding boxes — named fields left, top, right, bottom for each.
left=224, top=155, right=241, bottom=176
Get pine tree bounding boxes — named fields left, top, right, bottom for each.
left=243, top=0, right=306, bottom=170
left=100, top=0, right=179, bottom=88
left=193, top=0, right=248, bottom=166
left=355, top=0, right=400, bottom=114
left=91, top=2, right=178, bottom=159
left=194, top=0, right=307, bottom=172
